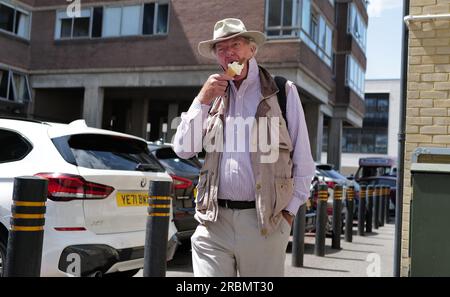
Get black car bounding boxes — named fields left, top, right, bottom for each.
left=148, top=141, right=200, bottom=241
left=358, top=175, right=397, bottom=214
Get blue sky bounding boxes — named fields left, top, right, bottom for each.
left=366, top=0, right=404, bottom=79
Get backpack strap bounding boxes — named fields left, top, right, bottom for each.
left=274, top=76, right=288, bottom=130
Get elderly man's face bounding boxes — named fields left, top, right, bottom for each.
left=214, top=36, right=255, bottom=81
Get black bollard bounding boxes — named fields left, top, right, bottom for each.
left=385, top=187, right=391, bottom=224
left=374, top=186, right=381, bottom=229
left=345, top=186, right=354, bottom=242
left=143, top=180, right=172, bottom=277
left=5, top=176, right=48, bottom=277
left=366, top=185, right=373, bottom=233
left=331, top=185, right=343, bottom=249
left=379, top=186, right=386, bottom=227
left=292, top=203, right=306, bottom=267
left=315, top=183, right=328, bottom=257
left=357, top=185, right=366, bottom=236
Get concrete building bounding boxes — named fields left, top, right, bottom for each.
left=323, top=79, right=401, bottom=176
left=0, top=0, right=369, bottom=171
left=401, top=0, right=450, bottom=277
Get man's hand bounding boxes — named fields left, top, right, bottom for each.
left=197, top=74, right=234, bottom=105
left=282, top=210, right=295, bottom=226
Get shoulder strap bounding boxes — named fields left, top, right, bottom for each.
left=274, top=76, right=288, bottom=130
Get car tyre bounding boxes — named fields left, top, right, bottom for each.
left=0, top=236, right=7, bottom=277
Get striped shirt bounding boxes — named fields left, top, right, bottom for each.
left=173, top=58, right=315, bottom=215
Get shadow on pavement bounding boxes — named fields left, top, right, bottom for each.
left=299, top=266, right=350, bottom=273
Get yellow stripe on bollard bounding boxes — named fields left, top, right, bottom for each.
left=13, top=201, right=46, bottom=207
left=13, top=214, right=45, bottom=219
left=148, top=213, right=171, bottom=217
left=149, top=196, right=172, bottom=200
left=149, top=204, right=171, bottom=208
left=11, top=226, right=44, bottom=232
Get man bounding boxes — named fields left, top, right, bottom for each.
left=173, top=18, right=315, bottom=277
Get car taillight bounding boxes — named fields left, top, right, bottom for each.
left=35, top=173, right=114, bottom=202
left=170, top=175, right=193, bottom=190
left=326, top=181, right=336, bottom=189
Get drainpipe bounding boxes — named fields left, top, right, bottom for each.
left=394, top=0, right=409, bottom=278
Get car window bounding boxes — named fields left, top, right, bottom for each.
left=154, top=147, right=201, bottom=175
left=375, top=179, right=396, bottom=187
left=323, top=169, right=347, bottom=180
left=0, top=129, right=32, bottom=163
left=52, top=134, right=165, bottom=172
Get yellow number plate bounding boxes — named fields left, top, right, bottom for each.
left=116, top=192, right=149, bottom=207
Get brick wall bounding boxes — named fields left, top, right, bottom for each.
left=403, top=0, right=450, bottom=276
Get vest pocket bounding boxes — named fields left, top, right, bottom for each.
left=273, top=177, right=294, bottom=215
left=195, top=170, right=209, bottom=207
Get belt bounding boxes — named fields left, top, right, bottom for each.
left=218, top=199, right=256, bottom=210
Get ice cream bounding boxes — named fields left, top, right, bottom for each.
left=225, top=61, right=244, bottom=77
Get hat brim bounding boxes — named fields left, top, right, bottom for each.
left=198, top=31, right=266, bottom=59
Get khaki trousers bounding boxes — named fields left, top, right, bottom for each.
left=191, top=206, right=291, bottom=277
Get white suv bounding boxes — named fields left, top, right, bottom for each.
left=0, top=118, right=178, bottom=277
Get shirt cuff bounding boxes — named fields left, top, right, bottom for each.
left=183, top=97, right=211, bottom=122
left=284, top=196, right=304, bottom=216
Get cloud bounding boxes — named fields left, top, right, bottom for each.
left=368, top=0, right=403, bottom=18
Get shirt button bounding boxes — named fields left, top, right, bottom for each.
left=256, top=184, right=261, bottom=190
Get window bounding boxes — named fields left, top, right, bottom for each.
left=0, top=1, right=30, bottom=39
left=341, top=93, right=390, bottom=154
left=56, top=3, right=169, bottom=39
left=348, top=3, right=367, bottom=52
left=0, top=68, right=31, bottom=103
left=346, top=55, right=365, bottom=98
left=154, top=147, right=200, bottom=175
left=265, top=0, right=333, bottom=67
left=52, top=134, right=165, bottom=172
left=156, top=3, right=168, bottom=34
left=0, top=129, right=32, bottom=163
left=12, top=73, right=30, bottom=103
left=102, top=7, right=121, bottom=37
left=0, top=3, right=15, bottom=32
left=56, top=9, right=91, bottom=39
left=265, top=0, right=300, bottom=37
left=300, top=1, right=333, bottom=67
left=0, top=69, right=8, bottom=98
left=121, top=5, right=140, bottom=36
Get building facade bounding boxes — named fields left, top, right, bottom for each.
left=324, top=79, right=401, bottom=176
left=402, top=0, right=450, bottom=276
left=0, top=0, right=368, bottom=171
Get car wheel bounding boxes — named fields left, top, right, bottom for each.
left=0, top=238, right=7, bottom=277
left=104, top=268, right=140, bottom=278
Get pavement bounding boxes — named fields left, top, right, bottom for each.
left=136, top=221, right=395, bottom=277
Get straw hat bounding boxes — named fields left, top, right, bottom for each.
left=198, top=18, right=266, bottom=59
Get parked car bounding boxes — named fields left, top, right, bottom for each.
left=352, top=157, right=397, bottom=214
left=148, top=141, right=199, bottom=241
left=354, top=157, right=397, bottom=184
left=308, top=164, right=359, bottom=234
left=358, top=175, right=397, bottom=213
left=0, top=118, right=178, bottom=277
